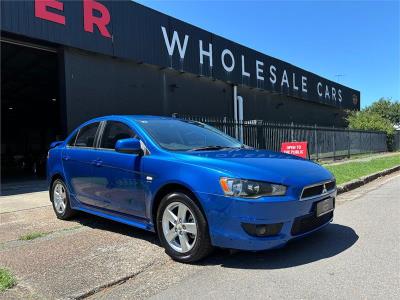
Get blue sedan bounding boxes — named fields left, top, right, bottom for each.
left=47, top=115, right=336, bottom=262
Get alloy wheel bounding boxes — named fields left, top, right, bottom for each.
left=53, top=182, right=67, bottom=214
left=162, top=201, right=198, bottom=253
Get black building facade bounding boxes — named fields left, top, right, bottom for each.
left=1, top=0, right=360, bottom=180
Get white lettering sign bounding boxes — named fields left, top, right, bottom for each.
left=221, top=49, right=235, bottom=72
left=256, top=60, right=264, bottom=81
left=241, top=55, right=250, bottom=77
left=160, top=27, right=350, bottom=107
left=199, top=40, right=213, bottom=67
left=161, top=26, right=188, bottom=59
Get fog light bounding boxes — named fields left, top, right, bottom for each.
left=241, top=223, right=283, bottom=237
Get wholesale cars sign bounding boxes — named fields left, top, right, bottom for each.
left=1, top=0, right=360, bottom=110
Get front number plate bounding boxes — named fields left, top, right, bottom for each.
left=316, top=198, right=334, bottom=217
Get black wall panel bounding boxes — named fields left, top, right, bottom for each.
left=238, top=86, right=348, bottom=127
left=63, top=48, right=233, bottom=132
left=63, top=48, right=347, bottom=132
left=2, top=0, right=360, bottom=111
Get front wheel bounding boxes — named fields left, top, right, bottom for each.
left=156, top=192, right=213, bottom=263
left=51, top=179, right=75, bottom=220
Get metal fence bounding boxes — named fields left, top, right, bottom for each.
left=394, top=132, right=400, bottom=151
left=176, top=115, right=388, bottom=160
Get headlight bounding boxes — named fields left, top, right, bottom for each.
left=219, top=177, right=287, bottom=198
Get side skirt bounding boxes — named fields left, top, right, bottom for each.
left=72, top=203, right=155, bottom=232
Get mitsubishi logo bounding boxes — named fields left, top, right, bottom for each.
left=322, top=184, right=328, bottom=194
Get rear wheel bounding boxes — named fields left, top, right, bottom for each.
left=157, top=192, right=213, bottom=263
left=51, top=179, right=75, bottom=220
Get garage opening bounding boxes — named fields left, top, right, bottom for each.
left=1, top=40, right=62, bottom=187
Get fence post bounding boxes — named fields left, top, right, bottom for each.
left=256, top=120, right=264, bottom=149
left=332, top=126, right=336, bottom=160
left=291, top=122, right=294, bottom=142
left=314, top=124, right=318, bottom=160
left=223, top=116, right=227, bottom=134
left=347, top=129, right=351, bottom=158
left=370, top=132, right=372, bottom=153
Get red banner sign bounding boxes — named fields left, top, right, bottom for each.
left=281, top=142, right=308, bottom=158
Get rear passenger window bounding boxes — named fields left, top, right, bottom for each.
left=100, top=121, right=136, bottom=150
left=75, top=122, right=100, bottom=148
left=67, top=131, right=79, bottom=146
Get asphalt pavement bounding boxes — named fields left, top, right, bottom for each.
left=1, top=173, right=399, bottom=299
left=93, top=173, right=400, bottom=300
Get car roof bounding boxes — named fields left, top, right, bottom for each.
left=126, top=115, right=176, bottom=121
left=85, top=115, right=177, bottom=124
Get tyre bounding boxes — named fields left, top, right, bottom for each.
left=51, top=179, right=75, bottom=220
left=156, top=192, right=213, bottom=263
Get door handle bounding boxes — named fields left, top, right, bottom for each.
left=91, top=159, right=103, bottom=167
left=62, top=155, right=70, bottom=161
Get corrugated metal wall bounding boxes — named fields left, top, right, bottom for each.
left=62, top=48, right=234, bottom=132
left=1, top=0, right=360, bottom=110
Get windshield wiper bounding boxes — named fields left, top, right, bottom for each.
left=189, top=146, right=238, bottom=152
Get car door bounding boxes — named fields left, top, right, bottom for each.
left=62, top=122, right=102, bottom=207
left=91, top=120, right=147, bottom=217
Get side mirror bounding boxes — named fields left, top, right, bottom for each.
left=49, top=141, right=64, bottom=149
left=115, top=138, right=143, bottom=155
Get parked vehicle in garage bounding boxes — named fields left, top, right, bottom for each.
left=47, top=115, right=336, bottom=262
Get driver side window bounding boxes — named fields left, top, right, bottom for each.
left=100, top=121, right=136, bottom=150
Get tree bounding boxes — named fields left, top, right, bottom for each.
left=346, top=98, right=399, bottom=151
left=364, top=98, right=400, bottom=125
left=347, top=110, right=394, bottom=134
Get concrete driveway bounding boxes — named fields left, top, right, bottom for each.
left=1, top=173, right=399, bottom=299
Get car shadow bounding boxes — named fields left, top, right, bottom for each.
left=67, top=214, right=358, bottom=270
left=202, top=223, right=359, bottom=269
left=69, top=212, right=161, bottom=246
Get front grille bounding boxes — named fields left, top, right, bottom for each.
left=301, top=180, right=336, bottom=199
left=291, top=211, right=333, bottom=236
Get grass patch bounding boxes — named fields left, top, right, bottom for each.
left=17, top=226, right=82, bottom=242
left=19, top=231, right=49, bottom=241
left=326, top=154, right=400, bottom=185
left=0, top=268, right=16, bottom=292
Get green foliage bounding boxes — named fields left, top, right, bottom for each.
left=346, top=98, right=399, bottom=151
left=365, top=98, right=400, bottom=125
left=0, top=268, right=16, bottom=292
left=347, top=111, right=395, bottom=134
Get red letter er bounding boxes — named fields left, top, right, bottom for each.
left=35, top=0, right=65, bottom=25
left=83, top=0, right=111, bottom=38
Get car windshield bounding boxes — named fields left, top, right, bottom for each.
left=137, top=119, right=243, bottom=151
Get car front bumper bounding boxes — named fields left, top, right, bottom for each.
left=198, top=191, right=336, bottom=251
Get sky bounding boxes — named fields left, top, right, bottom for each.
left=135, top=0, right=399, bottom=108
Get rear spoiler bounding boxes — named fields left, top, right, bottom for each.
left=49, top=141, right=64, bottom=149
